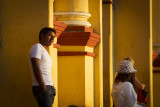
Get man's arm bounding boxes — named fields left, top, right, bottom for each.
left=31, top=58, right=47, bottom=91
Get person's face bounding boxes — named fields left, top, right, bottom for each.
left=41, top=31, right=55, bottom=46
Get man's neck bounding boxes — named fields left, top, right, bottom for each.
left=39, top=42, right=48, bottom=51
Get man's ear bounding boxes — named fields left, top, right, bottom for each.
left=41, top=33, right=45, bottom=40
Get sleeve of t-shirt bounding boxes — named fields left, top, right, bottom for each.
left=124, top=82, right=137, bottom=107
left=30, top=44, right=43, bottom=59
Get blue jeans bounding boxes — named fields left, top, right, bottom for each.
left=32, top=86, right=56, bottom=107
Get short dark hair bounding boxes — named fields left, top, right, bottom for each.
left=39, top=27, right=56, bottom=41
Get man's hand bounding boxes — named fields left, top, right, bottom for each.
left=41, top=85, right=47, bottom=92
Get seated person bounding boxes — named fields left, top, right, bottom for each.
left=111, top=59, right=145, bottom=107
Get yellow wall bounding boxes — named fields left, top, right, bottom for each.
left=0, top=0, right=54, bottom=106
left=88, top=0, right=103, bottom=107
left=0, top=0, right=154, bottom=107
left=114, top=0, right=153, bottom=106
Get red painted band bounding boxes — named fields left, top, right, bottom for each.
left=58, top=51, right=96, bottom=57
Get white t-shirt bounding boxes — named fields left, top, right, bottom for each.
left=111, top=82, right=143, bottom=107
left=29, top=43, right=53, bottom=86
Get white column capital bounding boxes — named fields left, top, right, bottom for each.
left=54, top=11, right=91, bottom=27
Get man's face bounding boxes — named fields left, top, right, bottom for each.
left=41, top=31, right=56, bottom=46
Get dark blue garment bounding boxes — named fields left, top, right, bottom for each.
left=32, top=86, right=56, bottom=107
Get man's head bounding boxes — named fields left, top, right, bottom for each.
left=39, top=27, right=56, bottom=46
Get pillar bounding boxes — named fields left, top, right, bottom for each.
left=53, top=0, right=102, bottom=106
left=54, top=0, right=91, bottom=27
left=57, top=27, right=100, bottom=107
left=152, top=0, right=160, bottom=106
left=52, top=16, right=67, bottom=107
left=88, top=0, right=103, bottom=107
left=102, top=1, right=114, bottom=107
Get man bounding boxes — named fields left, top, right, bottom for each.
left=29, top=27, right=56, bottom=107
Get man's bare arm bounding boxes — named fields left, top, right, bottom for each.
left=31, top=58, right=47, bottom=91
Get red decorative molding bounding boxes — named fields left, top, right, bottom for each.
left=153, top=70, right=160, bottom=73
left=57, top=32, right=100, bottom=48
left=153, top=52, right=158, bottom=61
left=58, top=51, right=96, bottom=57
left=65, top=26, right=93, bottom=33
left=86, top=52, right=96, bottom=57
left=153, top=56, right=160, bottom=67
left=102, top=1, right=114, bottom=5
left=53, top=44, right=61, bottom=49
left=153, top=52, right=160, bottom=72
left=53, top=16, right=67, bottom=38
left=54, top=20, right=67, bottom=28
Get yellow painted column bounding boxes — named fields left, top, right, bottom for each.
left=149, top=0, right=153, bottom=107
left=152, top=0, right=160, bottom=106
left=152, top=0, right=160, bottom=53
left=88, top=0, right=103, bottom=107
left=152, top=0, right=160, bottom=52
left=54, top=0, right=103, bottom=106
left=54, top=0, right=91, bottom=27
left=54, top=0, right=99, bottom=107
left=114, top=0, right=153, bottom=106
left=85, top=47, right=95, bottom=107
left=102, top=1, right=113, bottom=107
left=0, top=0, right=54, bottom=107
left=49, top=1, right=59, bottom=107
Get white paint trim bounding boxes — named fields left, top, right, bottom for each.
left=54, top=11, right=91, bottom=18
left=153, top=44, right=160, bottom=47
left=153, top=50, right=160, bottom=53
left=153, top=67, right=160, bottom=70
left=59, top=20, right=91, bottom=27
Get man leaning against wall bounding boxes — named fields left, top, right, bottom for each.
left=28, top=27, right=56, bottom=107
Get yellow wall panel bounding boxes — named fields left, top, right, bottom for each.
left=0, top=0, right=53, bottom=106
left=114, top=0, right=152, bottom=106
left=58, top=56, right=85, bottom=107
